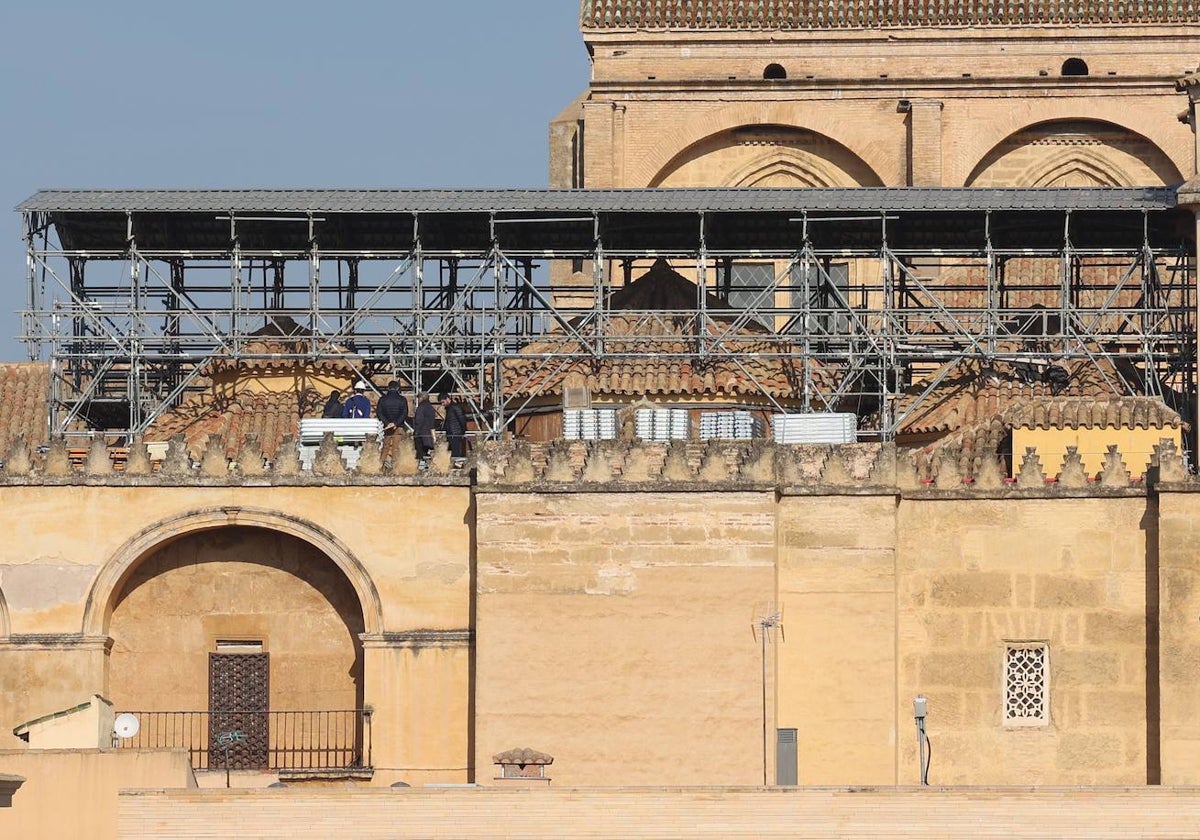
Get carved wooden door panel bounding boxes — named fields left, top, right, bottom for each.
left=209, top=653, right=269, bottom=769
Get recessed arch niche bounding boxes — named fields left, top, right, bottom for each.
left=965, top=119, right=1182, bottom=187
left=106, top=525, right=366, bottom=715
left=649, top=124, right=884, bottom=188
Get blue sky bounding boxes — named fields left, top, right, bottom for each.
left=0, top=1, right=590, bottom=360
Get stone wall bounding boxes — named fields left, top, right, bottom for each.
left=562, top=26, right=1195, bottom=188
left=1, top=439, right=1198, bottom=788
left=116, top=785, right=1200, bottom=840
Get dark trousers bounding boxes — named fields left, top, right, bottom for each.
left=448, top=434, right=466, bottom=459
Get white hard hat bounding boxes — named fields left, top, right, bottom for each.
left=354, top=381, right=368, bottom=391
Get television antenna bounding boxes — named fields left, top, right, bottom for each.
left=751, top=603, right=784, bottom=786
left=216, top=730, right=247, bottom=788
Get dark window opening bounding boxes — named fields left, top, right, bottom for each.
left=1061, top=58, right=1088, bottom=76
left=763, top=63, right=787, bottom=80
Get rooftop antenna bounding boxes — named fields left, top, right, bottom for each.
left=752, top=602, right=784, bottom=786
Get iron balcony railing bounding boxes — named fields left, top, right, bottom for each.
left=113, top=709, right=372, bottom=771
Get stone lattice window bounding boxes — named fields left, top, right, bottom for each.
left=1004, top=643, right=1049, bottom=726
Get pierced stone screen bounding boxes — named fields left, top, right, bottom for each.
left=1004, top=644, right=1048, bottom=726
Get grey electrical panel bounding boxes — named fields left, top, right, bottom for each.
left=776, top=728, right=798, bottom=786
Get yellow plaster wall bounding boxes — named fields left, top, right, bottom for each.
left=1012, top=427, right=1181, bottom=478
left=0, top=748, right=194, bottom=840
left=896, top=497, right=1151, bottom=784
left=473, top=491, right=776, bottom=786
left=0, top=484, right=473, bottom=779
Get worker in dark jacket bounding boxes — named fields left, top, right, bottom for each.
left=441, top=394, right=468, bottom=465
left=341, top=381, right=372, bottom=418
left=412, top=392, right=437, bottom=467
left=377, top=381, right=408, bottom=429
left=376, top=381, right=409, bottom=462
left=321, top=390, right=343, bottom=418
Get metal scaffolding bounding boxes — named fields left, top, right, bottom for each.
left=17, top=187, right=1197, bottom=447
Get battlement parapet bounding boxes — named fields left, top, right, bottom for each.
left=0, top=435, right=1190, bottom=497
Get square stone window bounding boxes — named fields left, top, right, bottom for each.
left=1003, top=643, right=1049, bottom=727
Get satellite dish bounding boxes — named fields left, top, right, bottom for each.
left=113, top=713, right=140, bottom=739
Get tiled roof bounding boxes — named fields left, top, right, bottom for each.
left=146, top=388, right=324, bottom=461
left=923, top=395, right=1181, bottom=474
left=0, top=363, right=51, bottom=454
left=895, top=357, right=1120, bottom=436
left=504, top=259, right=831, bottom=401
left=504, top=317, right=828, bottom=401
left=581, top=0, right=1200, bottom=29
left=207, top=318, right=361, bottom=377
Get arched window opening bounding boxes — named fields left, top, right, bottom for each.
left=1061, top=58, right=1089, bottom=77
left=763, top=63, right=787, bottom=80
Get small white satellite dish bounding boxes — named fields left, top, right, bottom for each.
left=113, top=712, right=140, bottom=739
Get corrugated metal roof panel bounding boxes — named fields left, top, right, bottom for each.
left=15, top=186, right=1179, bottom=214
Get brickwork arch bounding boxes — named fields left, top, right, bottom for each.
left=962, top=117, right=1184, bottom=188
left=628, top=102, right=888, bottom=187
left=82, top=506, right=383, bottom=638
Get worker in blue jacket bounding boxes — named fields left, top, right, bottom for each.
left=342, top=381, right=372, bottom=418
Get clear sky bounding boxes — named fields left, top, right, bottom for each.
left=0, top=0, right=590, bottom=361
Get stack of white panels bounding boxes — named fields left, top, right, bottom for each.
left=699, top=410, right=764, bottom=441
left=563, top=409, right=618, bottom=441
left=772, top=412, right=857, bottom=444
left=298, top=418, right=385, bottom=445
left=635, top=408, right=689, bottom=441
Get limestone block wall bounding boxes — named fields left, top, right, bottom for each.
left=1155, top=490, right=1200, bottom=784
left=474, top=491, right=776, bottom=786
left=776, top=493, right=899, bottom=785
left=896, top=496, right=1152, bottom=784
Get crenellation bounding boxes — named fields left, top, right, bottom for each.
left=236, top=436, right=266, bottom=477
left=4, top=435, right=31, bottom=477
left=1099, top=444, right=1132, bottom=487
left=85, top=438, right=111, bottom=476
left=0, top=437, right=1185, bottom=497
left=272, top=434, right=301, bottom=476
left=1016, top=447, right=1047, bottom=488
left=934, top=449, right=963, bottom=490
left=162, top=436, right=191, bottom=477
left=124, top=439, right=152, bottom=476
left=1058, top=446, right=1089, bottom=488
left=198, top=435, right=228, bottom=477
left=312, top=432, right=347, bottom=477
left=357, top=434, right=383, bottom=476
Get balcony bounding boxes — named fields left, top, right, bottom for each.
left=113, top=709, right=372, bottom=779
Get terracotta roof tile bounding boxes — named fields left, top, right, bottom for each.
left=582, top=0, right=1200, bottom=29
left=503, top=260, right=832, bottom=402
left=896, top=357, right=1123, bottom=437
left=146, top=388, right=323, bottom=461
left=0, top=363, right=51, bottom=454
left=922, top=395, right=1182, bottom=474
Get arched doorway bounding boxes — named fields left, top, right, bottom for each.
left=106, top=525, right=368, bottom=772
